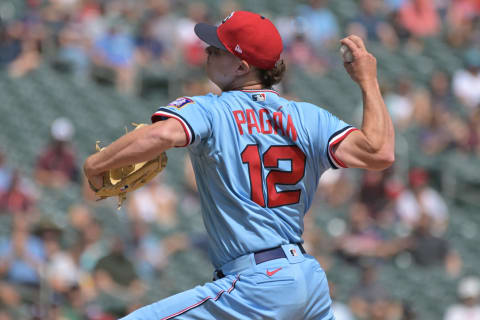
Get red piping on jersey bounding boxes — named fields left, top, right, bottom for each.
left=152, top=111, right=192, bottom=147
left=240, top=89, right=280, bottom=95
left=160, top=275, right=239, bottom=320
left=328, top=127, right=358, bottom=168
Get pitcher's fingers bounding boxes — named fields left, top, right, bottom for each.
left=348, top=35, right=366, bottom=50
left=340, top=38, right=361, bottom=56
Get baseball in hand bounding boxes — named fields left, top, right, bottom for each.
left=340, top=44, right=353, bottom=63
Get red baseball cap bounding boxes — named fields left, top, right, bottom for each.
left=194, top=11, right=283, bottom=70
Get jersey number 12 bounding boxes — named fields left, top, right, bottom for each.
left=241, top=145, right=306, bottom=208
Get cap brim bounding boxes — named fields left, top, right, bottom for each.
left=194, top=23, right=227, bottom=50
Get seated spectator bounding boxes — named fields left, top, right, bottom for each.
left=430, top=70, right=456, bottom=111
left=94, top=238, right=139, bottom=289
left=0, top=170, right=36, bottom=214
left=77, top=0, right=105, bottom=42
left=445, top=2, right=478, bottom=48
left=443, top=109, right=474, bottom=153
left=77, top=216, right=107, bottom=273
left=296, top=0, right=339, bottom=49
left=405, top=213, right=462, bottom=277
left=147, top=0, right=178, bottom=67
left=92, top=237, right=145, bottom=317
left=7, top=4, right=46, bottom=78
left=131, top=219, right=189, bottom=281
left=453, top=48, right=480, bottom=111
left=444, top=276, right=480, bottom=320
left=55, top=18, right=90, bottom=82
left=384, top=78, right=414, bottom=131
left=358, top=170, right=391, bottom=220
left=127, top=175, right=178, bottom=229
left=134, top=20, right=170, bottom=99
left=34, top=117, right=78, bottom=188
left=91, top=25, right=136, bottom=94
left=410, top=86, right=433, bottom=128
left=58, top=285, right=87, bottom=320
left=451, top=0, right=480, bottom=21
left=0, top=214, right=45, bottom=288
left=349, top=262, right=402, bottom=320
left=395, top=168, right=449, bottom=234
left=39, top=220, right=81, bottom=295
left=398, top=0, right=440, bottom=38
left=130, top=220, right=167, bottom=280
left=417, top=107, right=458, bottom=155
left=274, top=13, right=297, bottom=50
left=66, top=203, right=94, bottom=255
left=335, top=202, right=386, bottom=264
left=135, top=20, right=165, bottom=67
left=447, top=0, right=480, bottom=40
left=176, top=2, right=208, bottom=67
left=0, top=22, right=22, bottom=68
left=285, top=31, right=328, bottom=74
left=347, top=0, right=389, bottom=42
left=7, top=33, right=43, bottom=79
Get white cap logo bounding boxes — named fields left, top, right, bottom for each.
left=235, top=44, right=242, bottom=54
left=222, top=11, right=235, bottom=24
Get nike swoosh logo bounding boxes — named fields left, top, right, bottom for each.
left=266, top=267, right=282, bottom=277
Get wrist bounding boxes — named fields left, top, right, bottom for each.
left=359, top=78, right=379, bottom=92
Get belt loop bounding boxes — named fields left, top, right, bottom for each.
left=213, top=269, right=225, bottom=280
left=298, top=243, right=306, bottom=254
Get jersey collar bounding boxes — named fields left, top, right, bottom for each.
left=239, top=89, right=280, bottom=95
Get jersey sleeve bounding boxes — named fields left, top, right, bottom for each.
left=151, top=95, right=214, bottom=147
left=325, top=120, right=358, bottom=169
left=304, top=103, right=358, bottom=170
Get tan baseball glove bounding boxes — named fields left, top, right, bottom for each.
left=92, top=123, right=168, bottom=209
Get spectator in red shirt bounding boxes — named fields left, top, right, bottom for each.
left=35, top=118, right=78, bottom=188
left=398, top=0, right=440, bottom=37
left=0, top=170, right=35, bottom=214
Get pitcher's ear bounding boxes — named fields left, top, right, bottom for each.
left=236, top=60, right=251, bottom=76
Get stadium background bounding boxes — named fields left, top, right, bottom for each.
left=0, top=0, right=479, bottom=319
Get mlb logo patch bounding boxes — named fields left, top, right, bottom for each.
left=290, top=248, right=298, bottom=256
left=168, top=97, right=194, bottom=109
left=252, top=93, right=266, bottom=102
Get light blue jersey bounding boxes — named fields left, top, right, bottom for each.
left=152, top=89, right=356, bottom=269
left=121, top=89, right=357, bottom=319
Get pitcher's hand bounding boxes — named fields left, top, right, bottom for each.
left=341, top=35, right=377, bottom=88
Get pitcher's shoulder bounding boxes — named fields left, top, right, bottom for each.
left=286, top=100, right=329, bottom=115
left=190, top=93, right=221, bottom=105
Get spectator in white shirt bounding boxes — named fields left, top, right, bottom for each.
left=444, top=276, right=480, bottom=320
left=453, top=48, right=480, bottom=111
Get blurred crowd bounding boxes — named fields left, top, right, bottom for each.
left=0, top=124, right=203, bottom=319
left=1, top=0, right=480, bottom=319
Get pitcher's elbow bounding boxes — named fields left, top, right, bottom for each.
left=378, top=152, right=395, bottom=170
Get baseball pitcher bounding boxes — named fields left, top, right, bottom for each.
left=84, top=11, right=394, bottom=320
